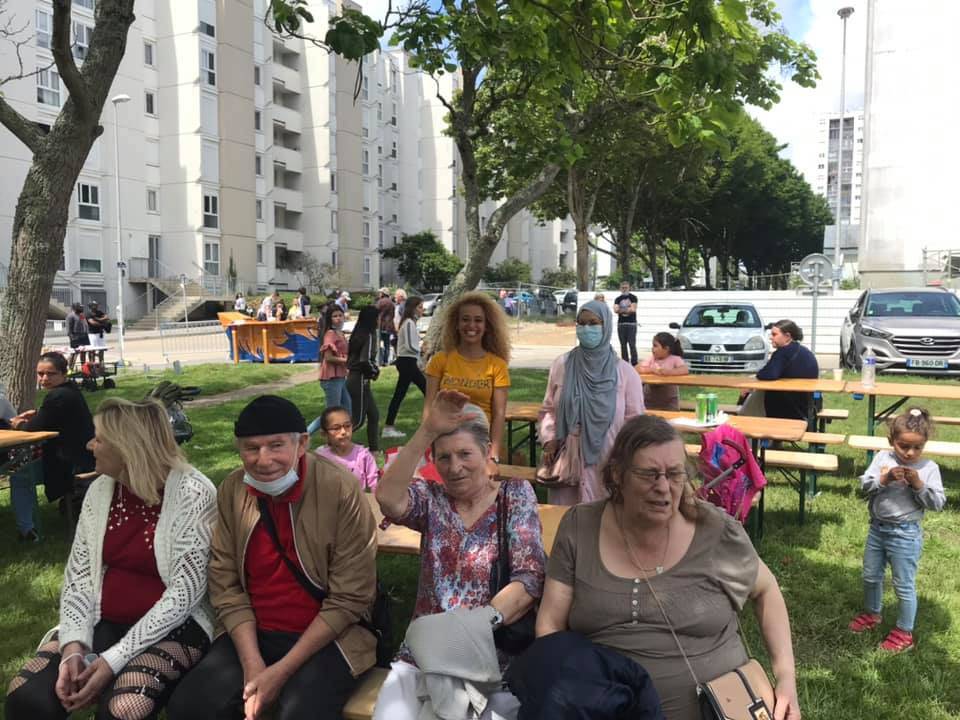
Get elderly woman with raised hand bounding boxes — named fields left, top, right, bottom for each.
left=538, top=300, right=645, bottom=505
left=536, top=415, right=801, bottom=720
left=5, top=398, right=217, bottom=720
left=373, top=390, right=546, bottom=720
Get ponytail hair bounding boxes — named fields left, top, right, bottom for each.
left=653, top=331, right=683, bottom=358
left=888, top=406, right=934, bottom=443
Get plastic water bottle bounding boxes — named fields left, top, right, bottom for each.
left=861, top=347, right=877, bottom=389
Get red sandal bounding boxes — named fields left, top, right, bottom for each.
left=848, top=612, right=882, bottom=633
left=879, top=628, right=914, bottom=653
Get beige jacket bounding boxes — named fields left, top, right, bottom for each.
left=208, top=453, right=378, bottom=677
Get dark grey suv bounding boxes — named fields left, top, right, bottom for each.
left=839, top=287, right=960, bottom=375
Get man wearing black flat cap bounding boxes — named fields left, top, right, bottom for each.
left=168, top=395, right=378, bottom=720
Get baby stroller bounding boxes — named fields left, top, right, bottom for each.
left=145, top=381, right=201, bottom=445
left=696, top=424, right=767, bottom=538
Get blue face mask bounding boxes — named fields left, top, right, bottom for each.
left=577, top=325, right=604, bottom=349
left=242, top=463, right=299, bottom=497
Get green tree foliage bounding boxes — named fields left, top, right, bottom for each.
left=483, top=258, right=532, bottom=285
left=380, top=232, right=463, bottom=292
left=540, top=267, right=578, bottom=288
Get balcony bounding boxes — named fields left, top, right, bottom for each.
left=273, top=227, right=304, bottom=252
left=272, top=64, right=301, bottom=95
left=273, top=145, right=302, bottom=174
left=273, top=187, right=303, bottom=213
left=272, top=105, right=302, bottom=134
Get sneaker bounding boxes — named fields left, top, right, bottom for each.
left=17, top=529, right=41, bottom=543
left=848, top=612, right=882, bottom=634
left=879, top=628, right=914, bottom=653
left=382, top=426, right=406, bottom=439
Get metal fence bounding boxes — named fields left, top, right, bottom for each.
left=157, top=320, right=228, bottom=360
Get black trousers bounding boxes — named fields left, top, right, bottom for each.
left=347, top=371, right=380, bottom=451
left=385, top=357, right=426, bottom=425
left=166, top=631, right=357, bottom=720
left=618, top=323, right=638, bottom=365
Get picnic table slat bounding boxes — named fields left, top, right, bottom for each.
left=0, top=430, right=59, bottom=449
left=646, top=410, right=808, bottom=442
left=846, top=381, right=960, bottom=400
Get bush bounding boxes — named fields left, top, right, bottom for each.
left=483, top=258, right=532, bottom=284
left=540, top=267, right=577, bottom=288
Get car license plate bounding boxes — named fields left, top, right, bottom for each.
left=706, top=355, right=732, bottom=363
left=906, top=358, right=948, bottom=369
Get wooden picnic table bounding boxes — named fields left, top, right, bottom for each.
left=845, top=380, right=960, bottom=435
left=644, top=410, right=808, bottom=443
left=0, top=430, right=59, bottom=476
left=638, top=373, right=755, bottom=388
left=639, top=372, right=846, bottom=395
left=365, top=493, right=568, bottom=556
left=505, top=401, right=542, bottom=466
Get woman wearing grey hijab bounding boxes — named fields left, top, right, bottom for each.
left=538, top=300, right=646, bottom=505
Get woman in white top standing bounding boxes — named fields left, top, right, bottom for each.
left=5, top=398, right=217, bottom=720
left=383, top=296, right=425, bottom=439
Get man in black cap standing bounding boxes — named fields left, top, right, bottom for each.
left=168, top=395, right=377, bottom=720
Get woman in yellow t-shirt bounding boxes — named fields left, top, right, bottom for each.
left=424, top=291, right=511, bottom=461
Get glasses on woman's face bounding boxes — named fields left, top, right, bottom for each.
left=325, top=421, right=353, bottom=433
left=628, top=467, right=688, bottom=487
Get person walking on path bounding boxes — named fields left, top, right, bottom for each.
left=347, top=306, right=382, bottom=452
left=319, top=305, right=351, bottom=415
left=613, top=281, right=638, bottom=365
left=383, top=297, right=426, bottom=439
left=376, top=288, right=396, bottom=366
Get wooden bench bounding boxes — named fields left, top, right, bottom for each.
left=848, top=435, right=960, bottom=458
left=497, top=464, right=536, bottom=483
left=343, top=668, right=389, bottom=720
left=931, top=416, right=960, bottom=427
left=678, top=400, right=742, bottom=415
left=800, top=432, right=846, bottom=447
left=817, top=408, right=849, bottom=432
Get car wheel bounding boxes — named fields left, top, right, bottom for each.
left=847, top=343, right=862, bottom=372
left=839, top=342, right=847, bottom=369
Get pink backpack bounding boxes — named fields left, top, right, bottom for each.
left=696, top=425, right=767, bottom=523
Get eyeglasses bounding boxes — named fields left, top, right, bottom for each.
left=628, top=468, right=688, bottom=486
left=325, top=422, right=353, bottom=433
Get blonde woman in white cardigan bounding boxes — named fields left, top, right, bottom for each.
left=6, top=398, right=217, bottom=720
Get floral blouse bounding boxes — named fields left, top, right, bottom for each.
left=390, top=478, right=546, bottom=662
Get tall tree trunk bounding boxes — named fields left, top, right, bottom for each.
left=699, top=249, right=712, bottom=288
left=567, top=168, right=598, bottom=290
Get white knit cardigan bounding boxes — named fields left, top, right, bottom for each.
left=56, top=466, right=217, bottom=673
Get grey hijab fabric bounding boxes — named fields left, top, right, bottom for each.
left=557, top=300, right=619, bottom=466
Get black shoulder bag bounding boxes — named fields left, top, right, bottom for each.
left=488, top=489, right=537, bottom=656
left=256, top=498, right=393, bottom=667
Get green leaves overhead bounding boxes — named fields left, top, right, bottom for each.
left=325, top=10, right=383, bottom=61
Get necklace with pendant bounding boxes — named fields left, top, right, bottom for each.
left=616, top=506, right=670, bottom=576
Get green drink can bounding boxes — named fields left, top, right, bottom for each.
left=706, top=393, right=719, bottom=422
left=696, top=393, right=708, bottom=423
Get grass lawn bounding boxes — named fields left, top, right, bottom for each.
left=1, top=365, right=959, bottom=719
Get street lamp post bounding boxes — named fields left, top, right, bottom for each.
left=833, top=6, right=855, bottom=290
left=111, top=93, right=131, bottom=365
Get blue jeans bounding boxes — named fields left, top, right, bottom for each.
left=863, top=520, right=923, bottom=632
left=9, top=460, right=42, bottom=534
left=320, top=378, right=352, bottom=416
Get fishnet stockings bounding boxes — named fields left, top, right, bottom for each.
left=6, top=641, right=59, bottom=694
left=102, top=639, right=205, bottom=720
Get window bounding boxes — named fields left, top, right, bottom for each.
left=73, top=21, right=93, bottom=60
left=377, top=164, right=382, bottom=188
left=330, top=172, right=336, bottom=192
left=144, top=40, right=155, bottom=66
left=391, top=213, right=397, bottom=223
left=391, top=141, right=397, bottom=158
left=256, top=242, right=264, bottom=265
left=203, top=241, right=220, bottom=274
left=378, top=228, right=383, bottom=249
left=362, top=221, right=370, bottom=248
left=255, top=153, right=263, bottom=176
left=254, top=65, right=261, bottom=85
left=79, top=258, right=102, bottom=272
left=201, top=48, right=216, bottom=87
left=331, top=250, right=338, bottom=267
left=363, top=256, right=371, bottom=286
left=37, top=68, right=60, bottom=106
left=390, top=65, right=398, bottom=92
left=255, top=199, right=263, bottom=221
left=391, top=181, right=397, bottom=191
left=36, top=9, right=52, bottom=49
left=254, top=110, right=261, bottom=131
left=203, top=192, right=219, bottom=229
left=362, top=149, right=369, bottom=175
left=377, top=102, right=382, bottom=122
left=145, top=90, right=157, bottom=116
left=377, top=145, right=382, bottom=156
left=75, top=0, right=95, bottom=9
left=331, top=211, right=338, bottom=232
left=77, top=183, right=100, bottom=221
left=391, top=103, right=397, bottom=126
left=146, top=188, right=159, bottom=213
left=362, top=76, right=369, bottom=100
left=200, top=21, right=215, bottom=37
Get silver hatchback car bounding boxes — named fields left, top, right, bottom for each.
left=669, top=303, right=769, bottom=372
left=839, top=287, right=960, bottom=375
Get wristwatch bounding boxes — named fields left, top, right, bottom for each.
left=489, top=606, right=504, bottom=629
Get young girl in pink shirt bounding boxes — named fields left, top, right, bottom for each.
left=637, top=331, right=688, bottom=410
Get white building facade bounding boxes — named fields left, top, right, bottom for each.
left=0, top=0, right=582, bottom=323
left=813, top=111, right=865, bottom=269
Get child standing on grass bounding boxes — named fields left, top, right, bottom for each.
left=636, top=331, right=688, bottom=410
left=849, top=407, right=946, bottom=653
left=315, top=406, right=379, bottom=491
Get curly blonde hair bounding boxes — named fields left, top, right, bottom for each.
left=440, top=291, right=511, bottom=363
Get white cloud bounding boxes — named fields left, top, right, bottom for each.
left=749, top=0, right=867, bottom=180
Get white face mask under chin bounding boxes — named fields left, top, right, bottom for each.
left=242, top=463, right=299, bottom=496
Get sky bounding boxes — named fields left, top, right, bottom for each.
left=358, top=0, right=868, bottom=182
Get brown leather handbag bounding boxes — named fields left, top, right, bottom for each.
left=535, top=430, right=580, bottom=487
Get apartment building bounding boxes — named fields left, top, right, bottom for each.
left=0, top=0, right=581, bottom=324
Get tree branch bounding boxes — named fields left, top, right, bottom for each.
left=51, top=0, right=91, bottom=120
left=488, top=161, right=562, bottom=240
left=0, top=95, right=42, bottom=153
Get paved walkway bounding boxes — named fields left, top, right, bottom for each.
left=189, top=368, right=319, bottom=408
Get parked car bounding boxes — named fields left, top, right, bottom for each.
left=421, top=293, right=442, bottom=316
left=558, top=290, right=579, bottom=313
left=839, top=287, right=960, bottom=375
left=669, top=303, right=769, bottom=373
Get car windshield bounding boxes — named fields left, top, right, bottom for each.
left=865, top=292, right=960, bottom=317
left=683, top=306, right=760, bottom=328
